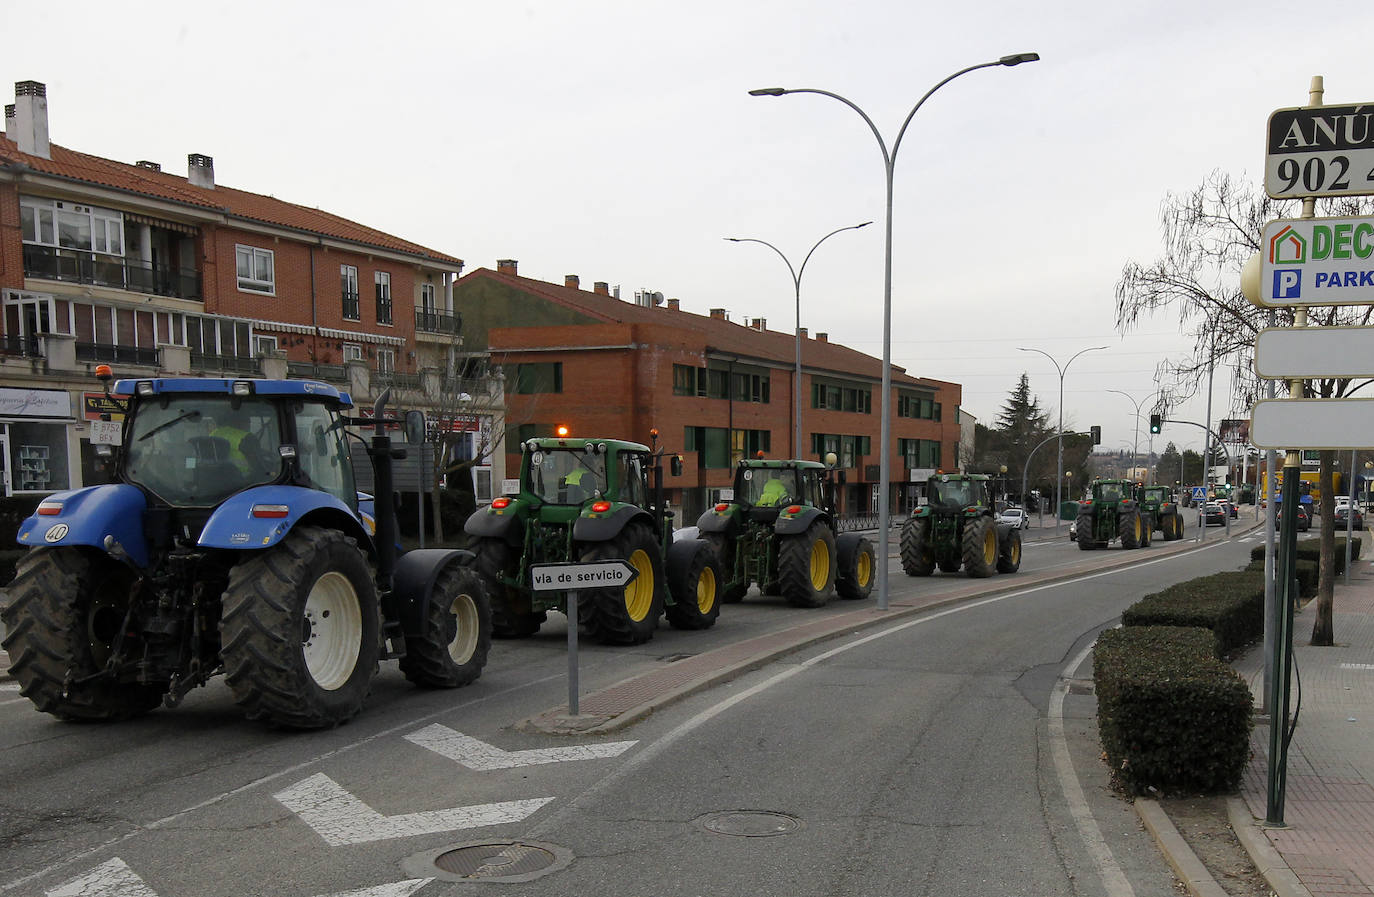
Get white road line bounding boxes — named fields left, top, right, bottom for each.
left=405, top=724, right=636, bottom=769
left=46, top=857, right=434, bottom=897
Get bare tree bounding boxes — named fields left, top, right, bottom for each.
left=1115, top=171, right=1374, bottom=645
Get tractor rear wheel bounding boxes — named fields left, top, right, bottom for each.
left=1139, top=519, right=1152, bottom=548
left=1076, top=509, right=1097, bottom=550
left=778, top=521, right=836, bottom=607
left=1, top=548, right=165, bottom=721
left=664, top=539, right=722, bottom=630
left=701, top=532, right=748, bottom=602
left=578, top=522, right=664, bottom=644
left=899, top=517, right=936, bottom=576
left=1119, top=510, right=1143, bottom=549
left=399, top=563, right=492, bottom=688
left=962, top=515, right=997, bottom=578
left=475, top=538, right=545, bottom=638
left=996, top=528, right=1023, bottom=574
left=1164, top=513, right=1184, bottom=540
left=836, top=533, right=876, bottom=600
left=221, top=526, right=380, bottom=729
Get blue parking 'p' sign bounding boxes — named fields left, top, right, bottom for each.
left=1272, top=269, right=1302, bottom=300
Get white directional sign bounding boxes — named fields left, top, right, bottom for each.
left=1250, top=398, right=1374, bottom=450
left=405, top=724, right=636, bottom=769
left=274, top=773, right=553, bottom=846
left=1255, top=326, right=1374, bottom=378
left=1266, top=104, right=1374, bottom=199
left=531, top=560, right=637, bottom=592
left=1258, top=217, right=1374, bottom=306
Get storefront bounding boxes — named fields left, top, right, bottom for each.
left=0, top=387, right=77, bottom=496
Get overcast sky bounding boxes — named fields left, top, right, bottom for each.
left=9, top=0, right=1374, bottom=465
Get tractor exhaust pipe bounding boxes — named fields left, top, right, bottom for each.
left=372, top=388, right=398, bottom=588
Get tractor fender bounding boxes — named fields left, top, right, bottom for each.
left=573, top=505, right=652, bottom=543
left=464, top=500, right=525, bottom=546
left=199, top=485, right=372, bottom=552
left=390, top=548, right=477, bottom=636
left=696, top=504, right=740, bottom=535
left=15, top=484, right=151, bottom=568
left=774, top=506, right=825, bottom=536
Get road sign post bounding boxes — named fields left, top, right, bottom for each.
left=531, top=560, right=638, bottom=716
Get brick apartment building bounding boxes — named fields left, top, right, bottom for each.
left=453, top=261, right=963, bottom=523
left=0, top=80, right=501, bottom=499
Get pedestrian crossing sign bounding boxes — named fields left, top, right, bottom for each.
left=1191, top=486, right=1208, bottom=502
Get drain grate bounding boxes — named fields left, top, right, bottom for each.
left=404, top=840, right=572, bottom=884
left=698, top=810, right=802, bottom=837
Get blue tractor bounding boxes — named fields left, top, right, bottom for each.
left=0, top=372, right=492, bottom=728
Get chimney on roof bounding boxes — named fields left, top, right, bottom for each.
left=710, top=308, right=727, bottom=321
left=188, top=153, right=214, bottom=189
left=497, top=259, right=518, bottom=275
left=667, top=298, right=680, bottom=310
left=565, top=274, right=579, bottom=290
left=799, top=327, right=808, bottom=339
left=135, top=160, right=161, bottom=172
left=816, top=332, right=828, bottom=342
left=10, top=81, right=50, bottom=159
left=594, top=281, right=609, bottom=295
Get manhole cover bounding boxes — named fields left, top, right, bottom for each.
left=403, top=840, right=572, bottom=884
left=697, top=810, right=802, bottom=837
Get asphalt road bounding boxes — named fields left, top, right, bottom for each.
left=0, top=518, right=1264, bottom=897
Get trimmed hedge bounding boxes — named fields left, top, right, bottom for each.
left=1249, top=535, right=1363, bottom=574
left=1095, top=625, right=1252, bottom=795
left=1120, top=570, right=1264, bottom=657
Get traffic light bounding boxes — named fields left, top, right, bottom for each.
left=1090, top=425, right=1101, bottom=445
left=1149, top=413, right=1162, bottom=434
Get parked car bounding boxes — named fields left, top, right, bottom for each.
left=999, top=507, right=1029, bottom=530
left=1202, top=503, right=1226, bottom=526
left=1275, top=505, right=1311, bottom=532
left=1217, top=500, right=1238, bottom=519
left=1335, top=505, right=1365, bottom=531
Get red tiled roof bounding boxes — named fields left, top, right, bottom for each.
left=0, top=136, right=462, bottom=267
left=468, top=267, right=953, bottom=391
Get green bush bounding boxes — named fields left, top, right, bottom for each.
left=1094, top=625, right=1252, bottom=795
left=1121, top=570, right=1264, bottom=657
left=1249, top=536, right=1363, bottom=574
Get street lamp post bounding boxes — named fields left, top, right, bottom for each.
left=726, top=222, right=872, bottom=458
left=1018, top=345, right=1107, bottom=536
left=1107, top=389, right=1153, bottom=482
left=749, top=52, right=1039, bottom=613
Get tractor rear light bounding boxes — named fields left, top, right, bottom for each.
left=785, top=505, right=802, bottom=515
left=714, top=503, right=729, bottom=512
left=491, top=497, right=511, bottom=509
left=251, top=504, right=290, bottom=519
left=37, top=501, right=63, bottom=516
left=232, top=381, right=253, bottom=396
left=591, top=501, right=612, bottom=513
left=136, top=381, right=155, bottom=396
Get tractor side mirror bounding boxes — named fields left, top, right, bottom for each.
left=405, top=409, right=426, bottom=445
left=670, top=454, right=683, bottom=477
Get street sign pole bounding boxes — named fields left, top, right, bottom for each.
left=1266, top=452, right=1301, bottom=827
left=530, top=560, right=639, bottom=718
left=567, top=590, right=580, bottom=716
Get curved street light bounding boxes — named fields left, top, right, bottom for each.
left=1018, top=345, right=1107, bottom=536
left=749, top=52, right=1040, bottom=612
left=726, top=221, right=872, bottom=458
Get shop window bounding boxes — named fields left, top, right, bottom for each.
left=10, top=422, right=70, bottom=492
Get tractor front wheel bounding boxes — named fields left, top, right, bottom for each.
left=578, top=522, right=664, bottom=645
left=996, top=528, right=1023, bottom=574
left=836, top=533, right=876, bottom=600
left=220, top=526, right=380, bottom=729
left=399, top=563, right=493, bottom=688
left=962, top=515, right=997, bottom=578
left=778, top=521, right=836, bottom=608
left=899, top=517, right=936, bottom=576
left=1, top=548, right=165, bottom=721
left=475, top=538, right=545, bottom=638
left=701, top=532, right=748, bottom=602
left=1076, top=509, right=1097, bottom=550
left=664, top=540, right=722, bottom=630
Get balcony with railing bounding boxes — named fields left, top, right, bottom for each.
left=0, top=333, right=42, bottom=358
left=190, top=353, right=263, bottom=376
left=287, top=361, right=348, bottom=383
left=76, top=342, right=159, bottom=367
left=23, top=245, right=202, bottom=301
left=372, top=370, right=423, bottom=391
left=415, top=309, right=462, bottom=336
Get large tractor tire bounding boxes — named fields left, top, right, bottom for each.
left=664, top=539, right=722, bottom=630
left=899, top=517, right=936, bottom=576
left=778, top=521, right=836, bottom=608
left=1139, top=519, right=1152, bottom=548
left=474, top=538, right=545, bottom=638
left=1076, top=508, right=1097, bottom=550
left=1119, top=510, right=1143, bottom=549
left=701, top=532, right=748, bottom=603
left=836, top=533, right=876, bottom=600
left=578, top=521, right=664, bottom=645
left=220, top=526, right=380, bottom=729
left=0, top=548, right=166, bottom=721
left=962, top=515, right=998, bottom=578
left=399, top=563, right=492, bottom=688
left=996, top=527, right=1023, bottom=574
left=1164, top=513, right=1184, bottom=540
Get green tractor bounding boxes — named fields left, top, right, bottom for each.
left=695, top=455, right=875, bottom=608
left=466, top=433, right=722, bottom=645
left=1075, top=478, right=1150, bottom=550
left=899, top=473, right=1022, bottom=578
left=1137, top=484, right=1185, bottom=541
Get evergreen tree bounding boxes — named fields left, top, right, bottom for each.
left=991, top=373, right=1054, bottom=502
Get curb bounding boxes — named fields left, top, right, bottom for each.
left=1227, top=797, right=1314, bottom=897
left=1136, top=799, right=1231, bottom=897
left=0, top=649, right=10, bottom=682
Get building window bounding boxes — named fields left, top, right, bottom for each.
left=812, top=381, right=871, bottom=413
left=20, top=197, right=123, bottom=257
left=343, top=343, right=364, bottom=362
left=729, top=428, right=771, bottom=466
left=673, top=364, right=703, bottom=397
left=731, top=371, right=770, bottom=404
left=812, top=433, right=869, bottom=465
left=377, top=348, right=396, bottom=373
left=11, top=423, right=71, bottom=492
left=375, top=272, right=392, bottom=325
left=898, top=392, right=942, bottom=420
left=420, top=282, right=436, bottom=313
left=684, top=426, right=731, bottom=469
left=255, top=335, right=278, bottom=356
left=514, top=362, right=562, bottom=394
left=235, top=245, right=275, bottom=294
left=341, top=265, right=360, bottom=320
left=900, top=438, right=942, bottom=469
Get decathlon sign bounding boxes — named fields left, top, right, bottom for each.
left=1257, top=216, right=1374, bottom=306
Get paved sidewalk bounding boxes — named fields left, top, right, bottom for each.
left=1231, top=550, right=1374, bottom=897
